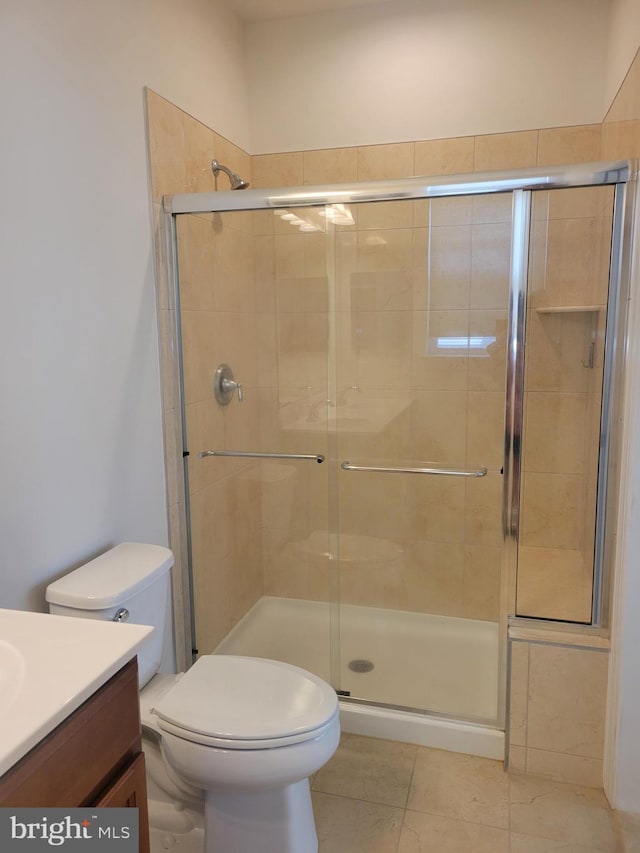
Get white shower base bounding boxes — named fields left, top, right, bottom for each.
left=214, top=596, right=504, bottom=760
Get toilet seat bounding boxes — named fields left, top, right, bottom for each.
left=152, top=655, right=339, bottom=751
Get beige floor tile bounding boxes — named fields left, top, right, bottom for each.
left=407, top=747, right=509, bottom=829
left=615, top=810, right=640, bottom=852
left=510, top=834, right=615, bottom=853
left=509, top=775, right=618, bottom=850
left=313, top=733, right=417, bottom=807
left=312, top=792, right=403, bottom=853
left=398, top=809, right=509, bottom=852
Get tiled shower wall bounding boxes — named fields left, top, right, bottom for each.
left=146, top=90, right=261, bottom=656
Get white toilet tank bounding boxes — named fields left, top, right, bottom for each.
left=45, top=542, right=174, bottom=687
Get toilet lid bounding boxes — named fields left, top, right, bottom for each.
left=152, top=655, right=338, bottom=743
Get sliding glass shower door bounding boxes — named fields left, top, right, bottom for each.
left=168, top=161, right=629, bottom=735
left=330, top=195, right=511, bottom=722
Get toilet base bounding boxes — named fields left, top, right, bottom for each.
left=204, top=779, right=317, bottom=853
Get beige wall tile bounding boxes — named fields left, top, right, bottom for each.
left=350, top=270, right=413, bottom=311
left=509, top=640, right=530, bottom=748
left=474, top=131, right=538, bottom=171
left=412, top=310, right=470, bottom=391
left=601, top=119, right=640, bottom=159
left=464, top=473, right=503, bottom=547
left=527, top=644, right=608, bottom=759
left=401, top=540, right=465, bottom=616
left=176, top=214, right=217, bottom=311
left=409, top=476, right=467, bottom=544
left=357, top=228, right=414, bottom=273
left=183, top=113, right=215, bottom=193
left=428, top=196, right=474, bottom=227
left=351, top=310, right=412, bottom=389
left=414, top=136, right=475, bottom=176
left=468, top=309, right=509, bottom=392
left=181, top=309, right=258, bottom=405
left=537, top=125, right=601, bottom=166
left=534, top=217, right=604, bottom=308
left=146, top=89, right=187, bottom=202
left=523, top=392, right=588, bottom=475
left=523, top=310, right=591, bottom=394
left=336, top=391, right=412, bottom=463
left=472, top=194, right=513, bottom=225
left=516, top=546, right=593, bottom=622
left=262, top=529, right=314, bottom=600
left=467, top=390, right=505, bottom=471
left=520, top=472, right=584, bottom=550
left=357, top=142, right=415, bottom=180
left=526, top=748, right=603, bottom=789
left=462, top=544, right=501, bottom=621
left=252, top=151, right=304, bottom=188
left=254, top=235, right=276, bottom=313
left=357, top=199, right=414, bottom=230
left=338, top=533, right=407, bottom=610
left=411, top=391, right=468, bottom=467
left=470, top=222, right=512, bottom=310
left=508, top=745, right=527, bottom=774
left=420, top=224, right=472, bottom=311
left=212, top=132, right=251, bottom=189
left=303, top=147, right=358, bottom=185
left=339, top=471, right=413, bottom=544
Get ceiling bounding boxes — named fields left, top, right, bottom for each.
left=223, top=0, right=396, bottom=22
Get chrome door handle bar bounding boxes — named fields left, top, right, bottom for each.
left=199, top=450, right=325, bottom=463
left=340, top=461, right=487, bottom=477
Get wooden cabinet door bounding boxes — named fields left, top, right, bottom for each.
left=94, top=753, right=150, bottom=853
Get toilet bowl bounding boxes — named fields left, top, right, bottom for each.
left=46, top=543, right=340, bottom=853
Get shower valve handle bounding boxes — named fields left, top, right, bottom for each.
left=222, top=377, right=243, bottom=402
left=214, top=363, right=244, bottom=404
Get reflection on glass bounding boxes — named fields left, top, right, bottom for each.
left=516, top=185, right=614, bottom=623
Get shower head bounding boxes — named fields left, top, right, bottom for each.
left=211, top=159, right=250, bottom=190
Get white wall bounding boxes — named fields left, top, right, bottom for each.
left=0, top=0, right=249, bottom=611
left=604, top=181, right=640, bottom=813
left=246, top=0, right=610, bottom=153
left=605, top=0, right=640, bottom=112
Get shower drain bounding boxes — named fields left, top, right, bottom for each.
left=348, top=658, right=374, bottom=673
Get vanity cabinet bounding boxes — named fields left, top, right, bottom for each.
left=0, top=658, right=149, bottom=853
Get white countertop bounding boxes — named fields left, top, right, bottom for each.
left=0, top=608, right=153, bottom=777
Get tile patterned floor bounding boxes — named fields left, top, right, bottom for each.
left=311, top=733, right=634, bottom=852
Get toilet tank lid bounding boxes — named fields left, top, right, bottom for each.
left=45, top=543, right=174, bottom=610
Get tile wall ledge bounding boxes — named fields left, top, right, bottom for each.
left=509, top=617, right=610, bottom=651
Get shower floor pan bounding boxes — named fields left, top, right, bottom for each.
left=214, top=596, right=504, bottom=759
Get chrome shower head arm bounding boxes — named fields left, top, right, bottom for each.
left=211, top=159, right=249, bottom=190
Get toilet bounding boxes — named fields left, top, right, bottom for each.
left=45, top=542, right=340, bottom=853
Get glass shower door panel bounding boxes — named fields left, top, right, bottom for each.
left=516, top=186, right=614, bottom=622
left=176, top=208, right=333, bottom=679
left=333, top=195, right=511, bottom=721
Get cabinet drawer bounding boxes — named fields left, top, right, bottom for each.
left=0, top=658, right=141, bottom=806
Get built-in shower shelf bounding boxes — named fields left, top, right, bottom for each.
left=535, top=305, right=602, bottom=314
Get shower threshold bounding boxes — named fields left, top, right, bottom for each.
left=213, top=596, right=504, bottom=760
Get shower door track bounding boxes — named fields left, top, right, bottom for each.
left=165, top=161, right=632, bottom=214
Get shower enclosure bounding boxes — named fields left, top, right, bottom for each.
left=162, top=161, right=632, bottom=756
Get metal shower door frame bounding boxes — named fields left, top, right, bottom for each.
left=163, top=160, right=635, bottom=729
